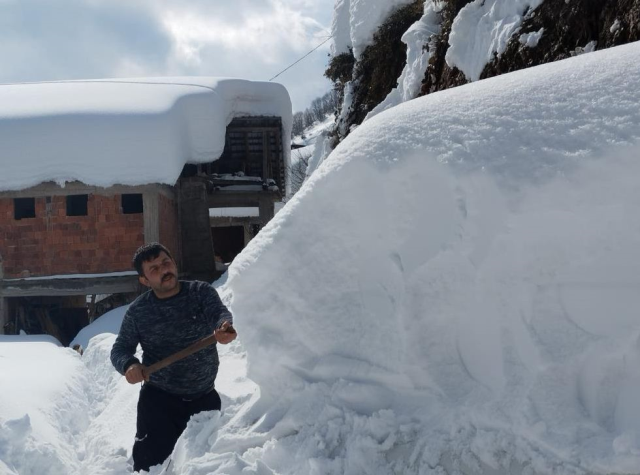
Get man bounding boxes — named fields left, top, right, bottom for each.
left=110, top=242, right=237, bottom=472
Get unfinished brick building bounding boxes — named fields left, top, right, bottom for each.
left=0, top=78, right=291, bottom=344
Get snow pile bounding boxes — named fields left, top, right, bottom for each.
left=220, top=42, right=640, bottom=474
left=0, top=320, right=252, bottom=474
left=331, top=0, right=416, bottom=58
left=446, top=0, right=544, bottom=81
left=0, top=337, right=93, bottom=475
left=70, top=305, right=129, bottom=350
left=0, top=78, right=292, bottom=192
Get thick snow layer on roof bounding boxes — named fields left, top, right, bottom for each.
left=222, top=41, right=640, bottom=473
left=331, top=0, right=415, bottom=58
left=0, top=78, right=292, bottom=192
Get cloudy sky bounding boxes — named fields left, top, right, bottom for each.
left=0, top=0, right=336, bottom=111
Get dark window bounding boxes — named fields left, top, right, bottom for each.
left=14, top=198, right=36, bottom=220
left=122, top=194, right=143, bottom=214
left=66, top=195, right=88, bottom=216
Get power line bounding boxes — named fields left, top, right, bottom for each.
left=269, top=36, right=333, bottom=82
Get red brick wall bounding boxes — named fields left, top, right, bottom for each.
left=0, top=194, right=144, bottom=278
left=158, top=194, right=181, bottom=268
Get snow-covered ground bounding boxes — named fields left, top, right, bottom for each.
left=293, top=113, right=335, bottom=149
left=0, top=296, right=254, bottom=475
left=292, top=113, right=336, bottom=181
left=2, top=41, right=640, bottom=475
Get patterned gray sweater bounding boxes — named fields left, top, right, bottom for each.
left=110, top=280, right=232, bottom=397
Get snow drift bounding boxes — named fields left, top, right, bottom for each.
left=0, top=78, right=292, bottom=192
left=222, top=41, right=640, bottom=474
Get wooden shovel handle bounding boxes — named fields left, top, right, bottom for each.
left=142, top=333, right=218, bottom=378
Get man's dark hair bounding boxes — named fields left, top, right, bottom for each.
left=132, top=243, right=174, bottom=277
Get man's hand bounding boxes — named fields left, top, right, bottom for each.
left=125, top=363, right=149, bottom=384
left=215, top=321, right=237, bottom=345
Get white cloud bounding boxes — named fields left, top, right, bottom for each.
left=0, top=0, right=335, bottom=110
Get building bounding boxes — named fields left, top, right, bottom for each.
left=0, top=78, right=292, bottom=344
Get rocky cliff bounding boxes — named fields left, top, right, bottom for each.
left=327, top=0, right=640, bottom=146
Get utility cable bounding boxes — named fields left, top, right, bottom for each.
left=269, top=35, right=334, bottom=82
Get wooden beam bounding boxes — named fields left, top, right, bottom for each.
left=227, top=127, right=281, bottom=133
left=1, top=275, right=140, bottom=297
left=207, top=178, right=264, bottom=187
left=210, top=216, right=259, bottom=227
left=205, top=190, right=280, bottom=208
left=259, top=197, right=275, bottom=224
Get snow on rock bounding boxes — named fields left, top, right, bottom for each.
left=305, top=133, right=333, bottom=180
left=446, top=0, right=544, bottom=81
left=519, top=27, right=544, bottom=48
left=610, top=19, right=621, bottom=34
left=0, top=78, right=292, bottom=193
left=573, top=40, right=598, bottom=56
left=365, top=0, right=442, bottom=120
left=331, top=0, right=416, bottom=59
left=291, top=113, right=336, bottom=184
left=220, top=41, right=640, bottom=474
left=330, top=0, right=353, bottom=56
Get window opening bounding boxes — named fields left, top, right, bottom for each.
left=67, top=195, right=88, bottom=216
left=14, top=198, right=36, bottom=220
left=122, top=194, right=143, bottom=214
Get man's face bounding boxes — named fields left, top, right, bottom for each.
left=139, top=251, right=179, bottom=295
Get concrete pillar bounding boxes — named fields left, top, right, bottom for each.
left=178, top=181, right=216, bottom=280
left=243, top=224, right=253, bottom=246
left=0, top=252, right=5, bottom=334
left=0, top=297, right=8, bottom=335
left=143, top=193, right=160, bottom=243
left=258, top=198, right=275, bottom=225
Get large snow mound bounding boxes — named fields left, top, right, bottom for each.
left=223, top=41, right=640, bottom=474
left=0, top=78, right=292, bottom=192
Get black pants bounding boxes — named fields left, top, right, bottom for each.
left=132, top=384, right=221, bottom=472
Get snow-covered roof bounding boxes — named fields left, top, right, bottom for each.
left=0, top=78, right=292, bottom=192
